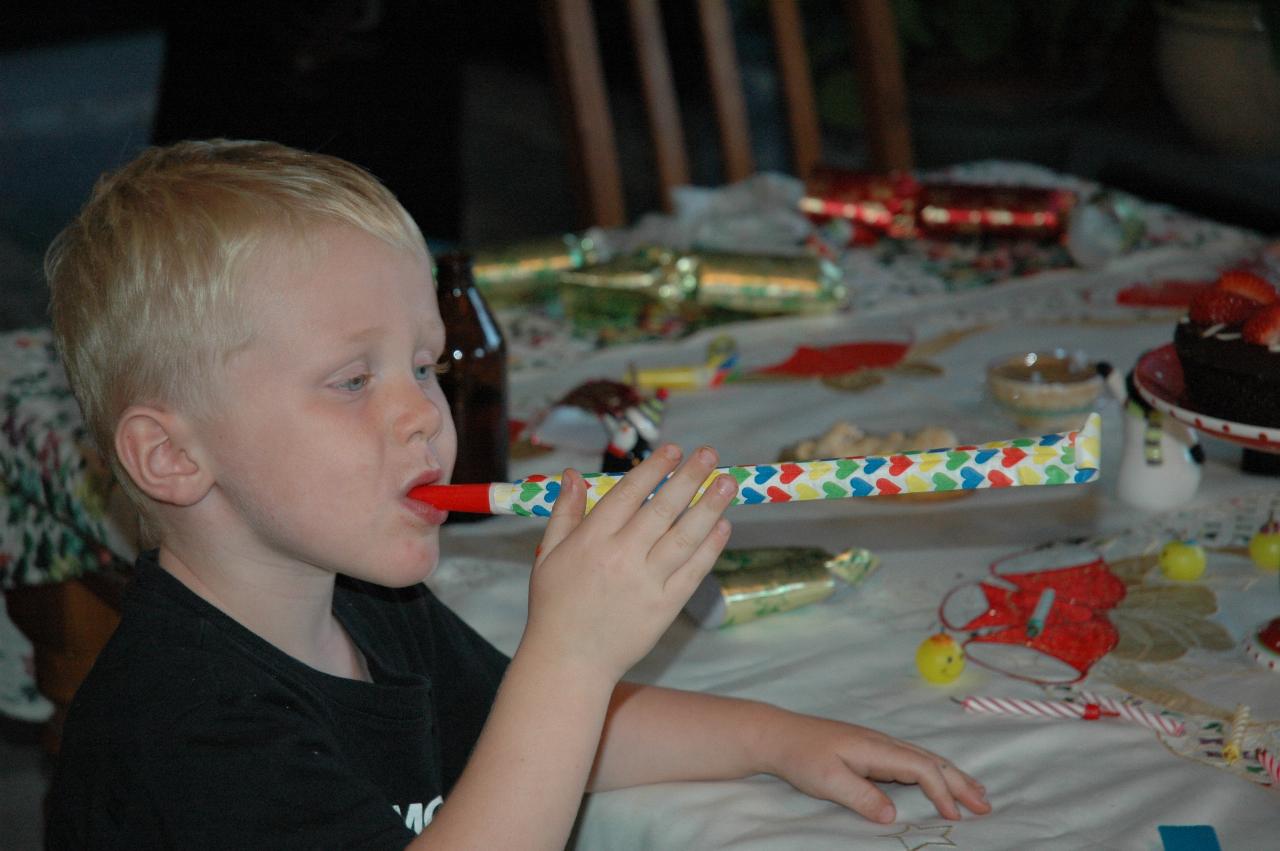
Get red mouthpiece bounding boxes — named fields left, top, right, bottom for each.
left=408, top=483, right=494, bottom=514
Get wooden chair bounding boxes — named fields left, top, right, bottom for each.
left=541, top=0, right=912, bottom=228
left=7, top=570, right=129, bottom=753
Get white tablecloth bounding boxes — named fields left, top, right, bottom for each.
left=434, top=239, right=1280, bottom=849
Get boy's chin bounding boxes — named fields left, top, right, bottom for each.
left=377, top=567, right=436, bottom=588
left=369, top=549, right=440, bottom=588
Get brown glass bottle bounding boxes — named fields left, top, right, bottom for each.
left=435, top=251, right=509, bottom=522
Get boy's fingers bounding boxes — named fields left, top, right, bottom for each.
left=588, top=444, right=684, bottom=530
left=661, top=518, right=731, bottom=599
left=628, top=446, right=723, bottom=545
left=914, top=765, right=963, bottom=821
left=858, top=748, right=969, bottom=822
left=823, top=767, right=898, bottom=824
left=943, top=764, right=990, bottom=814
left=536, top=469, right=586, bottom=567
left=647, top=474, right=737, bottom=569
left=897, top=748, right=987, bottom=815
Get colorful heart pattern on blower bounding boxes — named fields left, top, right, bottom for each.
left=491, top=413, right=1102, bottom=517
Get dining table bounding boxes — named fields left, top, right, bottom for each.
left=2, top=160, right=1279, bottom=848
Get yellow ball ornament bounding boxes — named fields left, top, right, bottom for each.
left=916, top=633, right=964, bottom=684
left=1159, top=539, right=1206, bottom=581
left=1249, top=519, right=1280, bottom=572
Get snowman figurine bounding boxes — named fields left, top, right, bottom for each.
left=1098, top=362, right=1203, bottom=510
left=600, top=389, right=668, bottom=474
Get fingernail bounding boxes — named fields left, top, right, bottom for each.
left=714, top=474, right=736, bottom=496
left=696, top=445, right=716, bottom=464
left=662, top=443, right=682, bottom=460
left=878, top=804, right=895, bottom=823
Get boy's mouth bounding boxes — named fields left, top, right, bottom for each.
left=403, top=496, right=448, bottom=526
left=402, top=470, right=447, bottom=525
left=404, top=469, right=443, bottom=493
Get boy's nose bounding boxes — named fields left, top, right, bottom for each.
left=393, top=377, right=445, bottom=445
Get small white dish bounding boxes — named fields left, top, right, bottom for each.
left=987, top=348, right=1103, bottom=431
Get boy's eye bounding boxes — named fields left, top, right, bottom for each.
left=336, top=374, right=370, bottom=392
left=416, top=361, right=450, bottom=381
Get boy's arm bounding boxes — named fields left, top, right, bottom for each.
left=412, top=446, right=736, bottom=850
left=409, top=645, right=615, bottom=850
left=588, top=682, right=991, bottom=824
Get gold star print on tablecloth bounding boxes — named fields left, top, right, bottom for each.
left=875, top=823, right=957, bottom=850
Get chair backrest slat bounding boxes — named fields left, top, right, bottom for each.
left=627, top=0, right=689, bottom=210
left=844, top=0, right=912, bottom=171
left=542, top=0, right=912, bottom=227
left=767, top=0, right=822, bottom=180
left=697, top=0, right=755, bottom=185
left=542, top=0, right=627, bottom=226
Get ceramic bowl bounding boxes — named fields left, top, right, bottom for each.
left=987, top=349, right=1102, bottom=431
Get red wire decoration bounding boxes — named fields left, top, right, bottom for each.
left=941, top=552, right=1127, bottom=684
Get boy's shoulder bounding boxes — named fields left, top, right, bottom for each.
left=65, top=556, right=479, bottom=720
left=46, top=556, right=463, bottom=850
left=63, top=560, right=300, bottom=744
left=61, top=554, right=508, bottom=751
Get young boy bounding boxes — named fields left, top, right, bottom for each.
left=43, top=140, right=989, bottom=848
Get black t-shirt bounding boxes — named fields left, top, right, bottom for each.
left=45, top=551, right=509, bottom=849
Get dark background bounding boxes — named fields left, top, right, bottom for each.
left=2, top=0, right=1279, bottom=331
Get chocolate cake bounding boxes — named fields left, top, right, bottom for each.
left=1173, top=271, right=1280, bottom=427
left=1174, top=320, right=1280, bottom=426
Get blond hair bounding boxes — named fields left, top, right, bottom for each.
left=46, top=139, right=426, bottom=533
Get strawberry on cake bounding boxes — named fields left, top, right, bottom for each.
left=1174, top=270, right=1280, bottom=427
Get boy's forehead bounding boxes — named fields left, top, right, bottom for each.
left=243, top=226, right=440, bottom=330
left=249, top=225, right=427, bottom=287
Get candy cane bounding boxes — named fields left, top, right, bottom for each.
left=960, top=696, right=1108, bottom=721
left=1078, top=692, right=1186, bottom=737
left=962, top=695, right=1186, bottom=736
left=1258, top=749, right=1280, bottom=786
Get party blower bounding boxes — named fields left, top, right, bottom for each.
left=411, top=413, right=1102, bottom=517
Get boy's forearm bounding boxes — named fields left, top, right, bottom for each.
left=588, top=682, right=785, bottom=791
left=412, top=644, right=615, bottom=851
left=418, top=675, right=783, bottom=848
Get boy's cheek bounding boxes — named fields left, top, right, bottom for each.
left=435, top=399, right=459, bottom=474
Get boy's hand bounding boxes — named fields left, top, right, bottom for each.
left=753, top=708, right=991, bottom=824
left=522, top=444, right=736, bottom=684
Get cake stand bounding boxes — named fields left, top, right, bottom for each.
left=1133, top=344, right=1280, bottom=676
left=1244, top=616, right=1280, bottom=672
left=1133, top=344, right=1280, bottom=463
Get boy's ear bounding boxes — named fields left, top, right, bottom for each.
left=114, top=405, right=213, bottom=507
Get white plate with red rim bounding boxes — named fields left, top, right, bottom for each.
left=1243, top=616, right=1280, bottom=673
left=1133, top=344, right=1280, bottom=453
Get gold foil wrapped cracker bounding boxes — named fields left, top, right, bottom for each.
left=676, top=251, right=846, bottom=314
left=470, top=231, right=608, bottom=308
left=684, top=546, right=879, bottom=629
left=558, top=255, right=696, bottom=340
left=561, top=247, right=845, bottom=316
left=560, top=248, right=689, bottom=302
